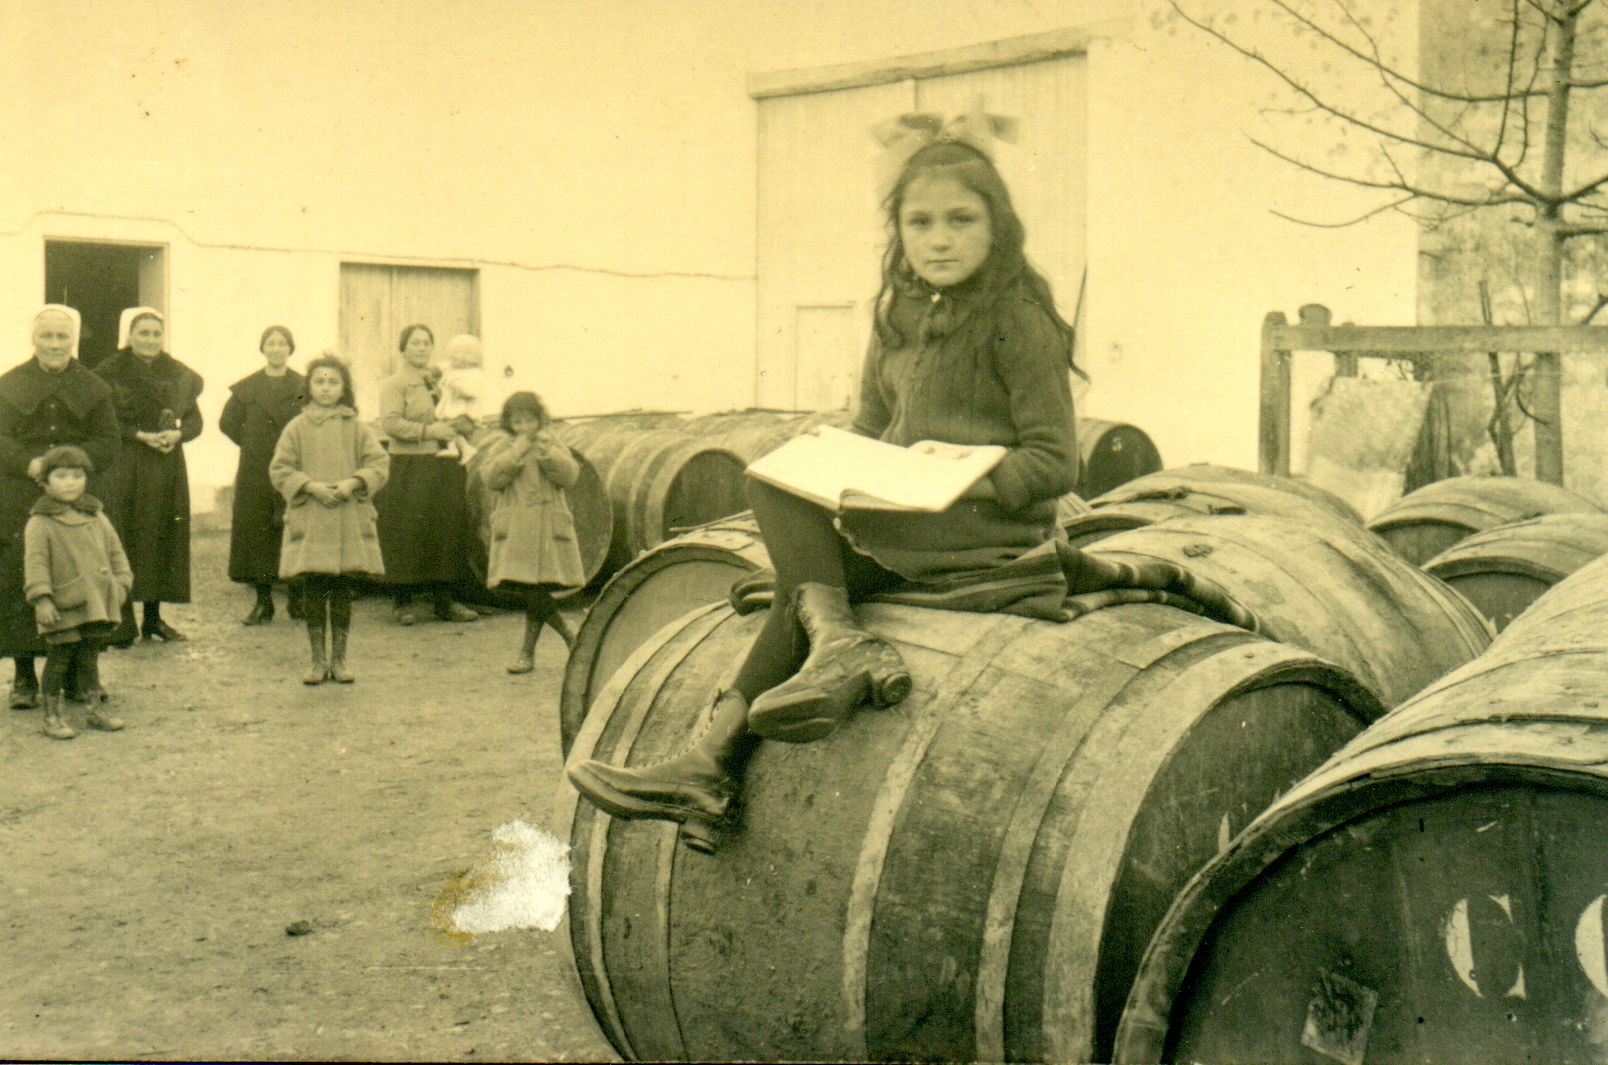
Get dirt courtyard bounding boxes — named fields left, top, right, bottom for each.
left=2, top=530, right=615, bottom=1062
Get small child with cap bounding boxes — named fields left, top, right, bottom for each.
left=23, top=445, right=133, bottom=739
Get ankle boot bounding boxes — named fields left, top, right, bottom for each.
left=10, top=658, right=38, bottom=710
left=243, top=585, right=275, bottom=625
left=568, top=690, right=754, bottom=852
left=81, top=698, right=125, bottom=731
left=303, top=618, right=329, bottom=685
left=327, top=616, right=354, bottom=684
left=508, top=615, right=540, bottom=674
left=40, top=693, right=76, bottom=740
left=746, top=582, right=912, bottom=744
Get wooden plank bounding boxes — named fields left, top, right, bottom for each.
left=1260, top=312, right=1293, bottom=476
left=1267, top=322, right=1608, bottom=355
left=747, top=22, right=1125, bottom=99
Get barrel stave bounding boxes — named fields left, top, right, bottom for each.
left=565, top=601, right=1379, bottom=1063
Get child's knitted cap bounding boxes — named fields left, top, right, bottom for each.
left=35, top=444, right=93, bottom=484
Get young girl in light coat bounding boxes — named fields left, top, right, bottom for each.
left=269, top=354, right=389, bottom=684
left=479, top=391, right=581, bottom=674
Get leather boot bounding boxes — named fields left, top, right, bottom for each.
left=746, top=582, right=912, bottom=744
left=10, top=658, right=38, bottom=710
left=303, top=617, right=329, bottom=685
left=508, top=615, right=540, bottom=674
left=81, top=698, right=125, bottom=731
left=568, top=690, right=754, bottom=853
left=40, top=693, right=75, bottom=740
left=326, top=601, right=355, bottom=685
left=243, top=585, right=275, bottom=625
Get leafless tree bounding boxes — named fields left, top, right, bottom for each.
left=1173, top=0, right=1608, bottom=482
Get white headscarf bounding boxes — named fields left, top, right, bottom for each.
left=33, top=304, right=82, bottom=359
left=117, top=306, right=165, bottom=350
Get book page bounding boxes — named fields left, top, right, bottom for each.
left=745, top=426, right=1005, bottom=512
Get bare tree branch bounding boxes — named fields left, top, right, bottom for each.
left=1171, top=2, right=1534, bottom=169
left=1249, top=135, right=1533, bottom=207
left=1263, top=0, right=1552, bottom=102
left=1269, top=194, right=1419, bottom=228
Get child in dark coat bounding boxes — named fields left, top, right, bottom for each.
left=23, top=445, right=132, bottom=739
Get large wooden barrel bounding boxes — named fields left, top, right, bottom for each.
left=1066, top=465, right=1365, bottom=548
left=562, top=600, right=1382, bottom=1063
left=1422, top=512, right=1608, bottom=632
left=1365, top=474, right=1603, bottom=565
left=1115, top=552, right=1608, bottom=1065
left=1087, top=514, right=1491, bottom=709
left=683, top=409, right=809, bottom=463
left=460, top=430, right=612, bottom=604
left=554, top=424, right=749, bottom=574
left=559, top=514, right=767, bottom=756
left=1076, top=418, right=1163, bottom=499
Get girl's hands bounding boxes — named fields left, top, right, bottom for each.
left=425, top=421, right=458, bottom=443
left=33, top=598, right=59, bottom=629
left=305, top=481, right=341, bottom=507
left=330, top=477, right=363, bottom=502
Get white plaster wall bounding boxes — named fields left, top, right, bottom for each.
left=2, top=0, right=1426, bottom=504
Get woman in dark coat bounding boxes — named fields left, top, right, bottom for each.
left=96, top=307, right=204, bottom=643
left=2, top=305, right=120, bottom=708
left=219, top=324, right=305, bottom=624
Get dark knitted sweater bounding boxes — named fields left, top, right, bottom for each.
left=842, top=280, right=1078, bottom=584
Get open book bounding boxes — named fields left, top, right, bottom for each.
left=745, top=425, right=1006, bottom=512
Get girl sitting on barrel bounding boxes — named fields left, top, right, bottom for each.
left=569, top=112, right=1081, bottom=851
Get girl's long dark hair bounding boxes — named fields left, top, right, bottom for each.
left=873, top=141, right=1084, bottom=379
left=303, top=353, right=358, bottom=412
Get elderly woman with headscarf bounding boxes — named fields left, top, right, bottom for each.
left=1, top=305, right=119, bottom=709
left=95, top=307, right=204, bottom=644
left=220, top=324, right=306, bottom=624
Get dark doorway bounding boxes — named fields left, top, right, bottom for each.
left=44, top=242, right=166, bottom=368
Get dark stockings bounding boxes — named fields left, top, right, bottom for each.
left=303, top=575, right=354, bottom=627
left=41, top=639, right=101, bottom=699
left=142, top=601, right=164, bottom=628
left=731, top=480, right=901, bottom=702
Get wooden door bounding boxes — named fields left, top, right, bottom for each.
left=338, top=264, right=479, bottom=414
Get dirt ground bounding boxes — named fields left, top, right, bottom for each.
left=1, top=529, right=616, bottom=1062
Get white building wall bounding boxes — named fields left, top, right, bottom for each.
left=3, top=0, right=1424, bottom=508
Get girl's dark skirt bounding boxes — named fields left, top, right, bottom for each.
left=374, top=452, right=470, bottom=585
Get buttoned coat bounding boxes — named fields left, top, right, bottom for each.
left=23, top=496, right=134, bottom=636
left=480, top=429, right=586, bottom=591
left=270, top=405, right=390, bottom=577
left=0, top=357, right=119, bottom=655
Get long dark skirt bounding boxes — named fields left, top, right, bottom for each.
left=227, top=460, right=284, bottom=585
left=0, top=482, right=46, bottom=659
left=374, top=453, right=471, bottom=585
left=103, top=442, right=191, bottom=603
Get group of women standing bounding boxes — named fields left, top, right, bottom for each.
left=2, top=308, right=495, bottom=709
left=2, top=306, right=202, bottom=707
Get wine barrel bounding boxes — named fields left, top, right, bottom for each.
left=1365, top=474, right=1602, bottom=565
left=562, top=600, right=1382, bottom=1063
left=1087, top=514, right=1490, bottom=710
left=1066, top=465, right=1365, bottom=548
left=559, top=514, right=767, bottom=756
left=1422, top=512, right=1608, bottom=632
left=1076, top=418, right=1163, bottom=499
left=554, top=424, right=750, bottom=575
left=460, top=430, right=612, bottom=604
left=683, top=410, right=809, bottom=463
left=1115, top=552, right=1608, bottom=1065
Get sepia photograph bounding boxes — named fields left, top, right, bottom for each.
left=6, top=0, right=1608, bottom=1061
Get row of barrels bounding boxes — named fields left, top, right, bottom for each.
left=464, top=410, right=1165, bottom=595
left=556, top=468, right=1608, bottom=1062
